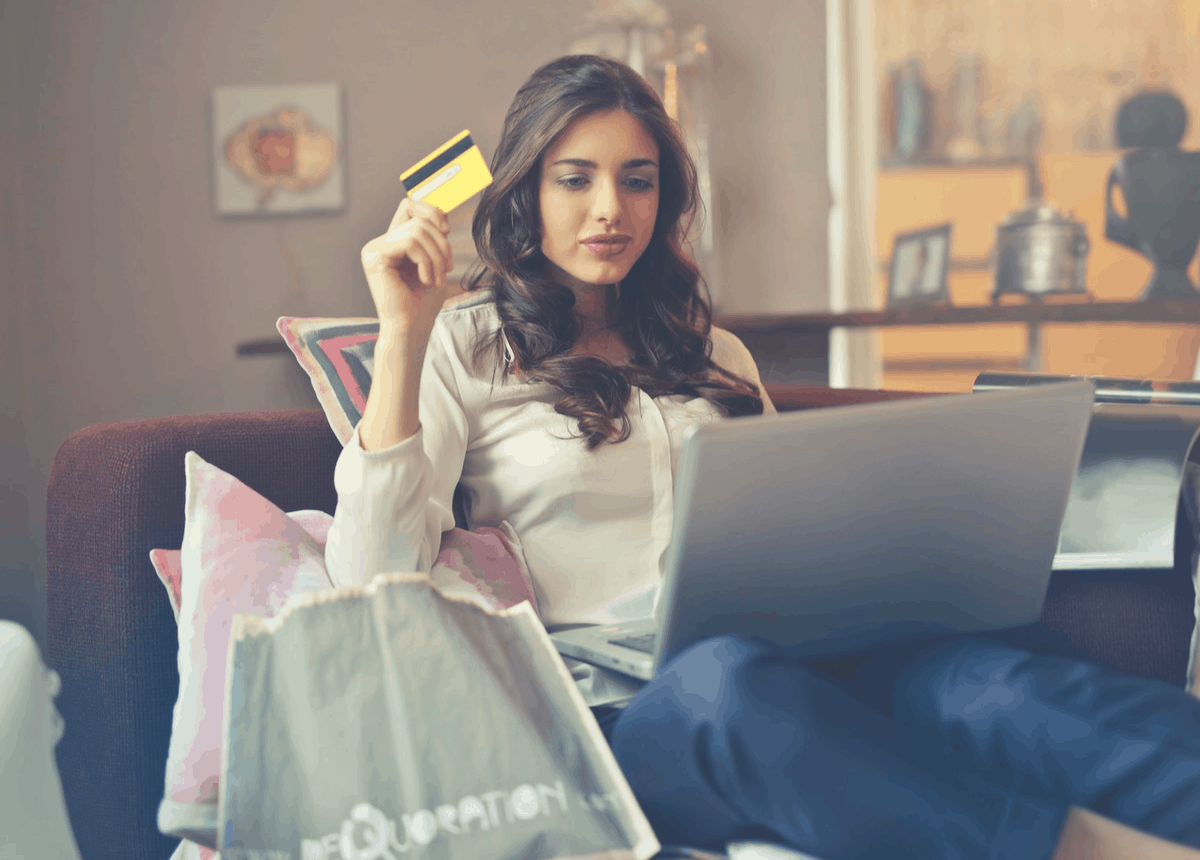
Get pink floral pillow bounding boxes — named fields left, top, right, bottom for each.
left=152, top=454, right=537, bottom=849
left=150, top=510, right=334, bottom=623
left=151, top=519, right=536, bottom=621
left=156, top=453, right=332, bottom=847
left=428, top=524, right=538, bottom=615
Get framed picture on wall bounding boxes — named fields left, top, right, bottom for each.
left=887, top=223, right=953, bottom=309
left=212, top=82, right=346, bottom=216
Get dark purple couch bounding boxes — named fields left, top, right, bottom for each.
left=45, top=387, right=1197, bottom=860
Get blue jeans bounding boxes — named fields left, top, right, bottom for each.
left=596, top=635, right=1200, bottom=859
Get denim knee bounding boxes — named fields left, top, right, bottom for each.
left=607, top=634, right=1070, bottom=859
left=647, top=635, right=775, bottom=722
left=607, top=634, right=777, bottom=782
left=605, top=635, right=775, bottom=847
left=890, top=637, right=1200, bottom=844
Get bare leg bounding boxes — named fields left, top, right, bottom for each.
left=1053, top=807, right=1200, bottom=860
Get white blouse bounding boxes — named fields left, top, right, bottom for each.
left=324, top=292, right=775, bottom=698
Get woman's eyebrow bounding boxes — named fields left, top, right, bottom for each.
left=549, top=157, right=659, bottom=169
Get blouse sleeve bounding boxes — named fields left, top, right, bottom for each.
left=324, top=319, right=469, bottom=588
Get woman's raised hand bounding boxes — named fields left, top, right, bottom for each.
left=360, top=197, right=455, bottom=339
left=356, top=197, right=455, bottom=449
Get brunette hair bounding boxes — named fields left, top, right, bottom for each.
left=467, top=54, right=763, bottom=448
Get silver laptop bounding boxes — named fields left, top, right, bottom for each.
left=550, top=380, right=1095, bottom=681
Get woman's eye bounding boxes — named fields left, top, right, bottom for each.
left=625, top=176, right=655, bottom=191
left=558, top=176, right=588, bottom=189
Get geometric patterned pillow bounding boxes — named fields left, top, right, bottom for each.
left=276, top=316, right=380, bottom=446
left=276, top=293, right=482, bottom=445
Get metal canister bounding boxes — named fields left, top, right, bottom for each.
left=992, top=203, right=1091, bottom=299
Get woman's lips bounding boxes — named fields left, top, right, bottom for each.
left=582, top=239, right=630, bottom=259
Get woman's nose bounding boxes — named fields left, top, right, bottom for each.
left=592, top=178, right=623, bottom=223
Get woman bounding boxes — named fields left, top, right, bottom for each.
left=328, top=54, right=1200, bottom=859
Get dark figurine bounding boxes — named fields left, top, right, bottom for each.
left=1104, top=89, right=1200, bottom=300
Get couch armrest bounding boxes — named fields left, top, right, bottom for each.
left=46, top=409, right=342, bottom=860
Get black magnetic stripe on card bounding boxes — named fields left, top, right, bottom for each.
left=401, top=135, right=475, bottom=191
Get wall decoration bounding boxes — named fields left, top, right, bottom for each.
left=887, top=224, right=953, bottom=308
left=212, top=83, right=345, bottom=216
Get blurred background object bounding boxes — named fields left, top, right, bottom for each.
left=1105, top=89, right=1200, bottom=301
left=870, top=0, right=1200, bottom=392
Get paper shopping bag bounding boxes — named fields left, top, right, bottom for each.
left=217, top=572, right=660, bottom=860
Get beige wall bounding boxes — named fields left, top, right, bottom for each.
left=4, top=0, right=829, bottom=647
left=675, top=0, right=831, bottom=314
left=2, top=0, right=41, bottom=643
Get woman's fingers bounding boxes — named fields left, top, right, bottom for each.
left=387, top=196, right=450, bottom=234
left=403, top=241, right=432, bottom=288
left=407, top=229, right=451, bottom=288
left=373, top=220, right=450, bottom=281
left=420, top=219, right=453, bottom=273
left=362, top=200, right=455, bottom=328
left=413, top=200, right=449, bottom=234
left=387, top=196, right=413, bottom=233
left=404, top=219, right=453, bottom=286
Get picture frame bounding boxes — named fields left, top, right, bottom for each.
left=887, top=223, right=953, bottom=309
left=211, top=82, right=346, bottom=217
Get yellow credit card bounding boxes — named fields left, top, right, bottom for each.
left=399, top=129, right=493, bottom=213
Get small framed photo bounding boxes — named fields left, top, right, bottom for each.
left=212, top=82, right=346, bottom=217
left=887, top=223, right=953, bottom=308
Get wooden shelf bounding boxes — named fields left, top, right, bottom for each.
left=876, top=256, right=992, bottom=273
left=718, top=299, right=1200, bottom=374
left=237, top=300, right=1200, bottom=378
left=718, top=299, right=1200, bottom=331
left=879, top=157, right=1025, bottom=173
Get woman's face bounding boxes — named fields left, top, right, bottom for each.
left=538, top=109, right=660, bottom=295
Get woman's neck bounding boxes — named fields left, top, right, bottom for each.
left=570, top=284, right=629, bottom=363
left=573, top=283, right=617, bottom=339
left=541, top=257, right=618, bottom=336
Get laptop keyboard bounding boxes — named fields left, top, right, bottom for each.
left=609, top=633, right=657, bottom=654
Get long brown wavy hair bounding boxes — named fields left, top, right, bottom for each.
left=466, top=54, right=763, bottom=449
